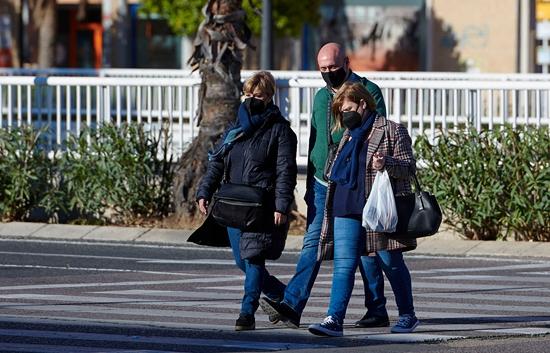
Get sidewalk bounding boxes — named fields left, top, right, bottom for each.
left=0, top=221, right=549, bottom=258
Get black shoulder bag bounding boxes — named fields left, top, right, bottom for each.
left=389, top=175, right=443, bottom=239
left=210, top=182, right=269, bottom=231
left=384, top=121, right=442, bottom=239
left=323, top=95, right=338, bottom=181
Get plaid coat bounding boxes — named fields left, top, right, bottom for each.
left=318, top=115, right=417, bottom=261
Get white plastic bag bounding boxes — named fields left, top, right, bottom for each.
left=362, top=170, right=398, bottom=232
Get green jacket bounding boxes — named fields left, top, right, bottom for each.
left=308, top=72, right=387, bottom=183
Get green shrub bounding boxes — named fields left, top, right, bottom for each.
left=61, top=123, right=174, bottom=223
left=0, top=126, right=55, bottom=220
left=415, top=125, right=550, bottom=241
left=0, top=123, right=174, bottom=224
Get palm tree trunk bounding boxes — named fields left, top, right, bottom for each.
left=172, top=0, right=251, bottom=226
left=29, top=0, right=56, bottom=68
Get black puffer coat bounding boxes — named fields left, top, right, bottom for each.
left=190, top=109, right=297, bottom=260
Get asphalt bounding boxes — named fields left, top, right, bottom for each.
left=0, top=221, right=548, bottom=258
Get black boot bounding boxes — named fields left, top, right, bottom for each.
left=235, top=313, right=255, bottom=331
left=354, top=312, right=390, bottom=328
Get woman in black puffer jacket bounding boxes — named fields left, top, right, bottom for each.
left=193, top=71, right=297, bottom=331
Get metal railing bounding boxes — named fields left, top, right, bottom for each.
left=1, top=71, right=549, bottom=167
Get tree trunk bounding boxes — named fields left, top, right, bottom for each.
left=29, top=0, right=56, bottom=68
left=172, top=0, right=251, bottom=227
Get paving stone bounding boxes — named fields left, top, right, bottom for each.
left=83, top=226, right=147, bottom=241
left=0, top=222, right=47, bottom=237
left=31, top=224, right=97, bottom=239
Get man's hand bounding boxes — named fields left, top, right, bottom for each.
left=274, top=212, right=287, bottom=226
left=198, top=199, right=208, bottom=215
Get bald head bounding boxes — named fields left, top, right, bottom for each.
left=317, top=43, right=347, bottom=70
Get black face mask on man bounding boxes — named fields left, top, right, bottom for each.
left=321, top=66, right=347, bottom=88
left=342, top=110, right=363, bottom=130
left=244, top=97, right=266, bottom=115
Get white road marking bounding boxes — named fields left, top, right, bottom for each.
left=424, top=274, right=550, bottom=284
left=0, top=263, right=203, bottom=277
left=91, top=290, right=242, bottom=299
left=0, top=343, right=174, bottom=353
left=415, top=292, right=550, bottom=304
left=0, top=277, right=245, bottom=291
left=357, top=333, right=465, bottom=342
left=0, top=328, right=334, bottom=351
left=412, top=263, right=550, bottom=274
left=479, top=327, right=550, bottom=335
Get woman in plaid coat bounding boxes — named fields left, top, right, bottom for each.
left=308, top=82, right=419, bottom=337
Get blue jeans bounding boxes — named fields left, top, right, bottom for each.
left=281, top=179, right=326, bottom=314
left=360, top=249, right=415, bottom=317
left=283, top=179, right=385, bottom=316
left=327, top=217, right=366, bottom=323
left=227, top=227, right=286, bottom=316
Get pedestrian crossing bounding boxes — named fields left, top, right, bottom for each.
left=0, top=256, right=549, bottom=352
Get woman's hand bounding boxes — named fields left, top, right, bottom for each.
left=373, top=152, right=386, bottom=170
left=274, top=212, right=287, bottom=226
left=197, top=199, right=208, bottom=215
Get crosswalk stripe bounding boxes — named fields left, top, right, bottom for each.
left=0, top=302, right=241, bottom=320
left=414, top=292, right=550, bottom=303
left=356, top=332, right=465, bottom=342
left=1, top=293, right=242, bottom=307
left=92, top=290, right=242, bottom=299
left=0, top=277, right=245, bottom=291
left=478, top=327, right=550, bottom=335
left=0, top=328, right=334, bottom=351
left=424, top=274, right=550, bottom=284
left=410, top=263, right=550, bottom=274
left=413, top=301, right=550, bottom=314
left=0, top=343, right=174, bottom=353
left=202, top=281, right=548, bottom=292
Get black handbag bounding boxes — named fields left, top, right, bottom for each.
left=387, top=175, right=442, bottom=239
left=210, top=183, right=269, bottom=230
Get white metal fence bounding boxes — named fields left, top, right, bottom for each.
left=1, top=70, right=549, bottom=167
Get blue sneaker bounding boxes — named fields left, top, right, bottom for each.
left=391, top=314, right=419, bottom=333
left=308, top=316, right=343, bottom=337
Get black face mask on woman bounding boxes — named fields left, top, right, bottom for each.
left=244, top=97, right=266, bottom=115
left=342, top=110, right=363, bottom=130
left=321, top=66, right=347, bottom=88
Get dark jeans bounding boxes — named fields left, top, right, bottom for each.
left=360, top=250, right=415, bottom=317
left=227, top=227, right=286, bottom=316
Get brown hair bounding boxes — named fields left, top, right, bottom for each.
left=242, top=71, right=276, bottom=99
left=331, top=82, right=377, bottom=131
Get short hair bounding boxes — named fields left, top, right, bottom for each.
left=243, top=71, right=276, bottom=99
left=331, top=82, right=377, bottom=131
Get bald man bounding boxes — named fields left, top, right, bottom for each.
left=260, top=42, right=389, bottom=330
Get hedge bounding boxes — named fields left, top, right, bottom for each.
left=0, top=124, right=174, bottom=224
left=414, top=125, right=550, bottom=241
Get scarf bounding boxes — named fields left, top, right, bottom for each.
left=208, top=102, right=279, bottom=161
left=238, top=101, right=279, bottom=137
left=329, top=111, right=376, bottom=189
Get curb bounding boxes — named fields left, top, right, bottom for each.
left=1, top=221, right=549, bottom=259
